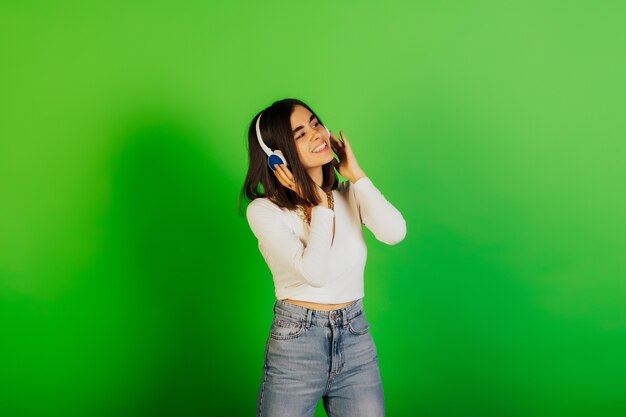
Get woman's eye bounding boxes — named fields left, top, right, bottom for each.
left=295, top=121, right=319, bottom=139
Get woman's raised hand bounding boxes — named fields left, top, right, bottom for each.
left=273, top=164, right=328, bottom=207
left=329, top=130, right=366, bottom=183
left=273, top=164, right=304, bottom=198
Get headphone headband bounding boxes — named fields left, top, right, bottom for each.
left=255, top=112, right=272, bottom=156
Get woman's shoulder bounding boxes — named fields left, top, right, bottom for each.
left=246, top=197, right=291, bottom=221
left=247, top=196, right=281, bottom=212
left=246, top=197, right=295, bottom=235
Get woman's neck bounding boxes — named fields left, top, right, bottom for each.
left=307, top=166, right=323, bottom=187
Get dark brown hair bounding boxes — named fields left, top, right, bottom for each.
left=239, top=98, right=339, bottom=214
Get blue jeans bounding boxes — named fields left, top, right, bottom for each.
left=257, top=298, right=385, bottom=416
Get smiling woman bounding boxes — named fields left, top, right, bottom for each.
left=239, top=98, right=406, bottom=417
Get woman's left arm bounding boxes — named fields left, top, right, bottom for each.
left=350, top=176, right=406, bottom=245
left=330, top=130, right=407, bottom=245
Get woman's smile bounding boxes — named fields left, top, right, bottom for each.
left=312, top=141, right=330, bottom=153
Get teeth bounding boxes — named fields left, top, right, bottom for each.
left=312, top=142, right=327, bottom=153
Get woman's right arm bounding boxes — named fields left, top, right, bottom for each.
left=246, top=199, right=335, bottom=288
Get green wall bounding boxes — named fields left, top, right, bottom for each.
left=1, top=1, right=625, bottom=416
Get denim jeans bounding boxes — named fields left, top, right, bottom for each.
left=257, top=298, right=385, bottom=417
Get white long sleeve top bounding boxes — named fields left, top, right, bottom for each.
left=246, top=176, right=406, bottom=303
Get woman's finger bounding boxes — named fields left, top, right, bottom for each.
left=273, top=173, right=288, bottom=189
left=273, top=164, right=291, bottom=187
left=340, top=130, right=352, bottom=151
left=278, top=164, right=295, bottom=182
left=274, top=164, right=300, bottom=195
left=339, top=130, right=348, bottom=144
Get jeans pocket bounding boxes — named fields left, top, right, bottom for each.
left=269, top=317, right=306, bottom=340
left=348, top=312, right=370, bottom=336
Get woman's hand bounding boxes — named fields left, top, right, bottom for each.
left=329, top=130, right=366, bottom=183
left=273, top=164, right=328, bottom=207
left=273, top=164, right=303, bottom=198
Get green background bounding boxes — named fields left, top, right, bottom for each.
left=1, top=1, right=625, bottom=416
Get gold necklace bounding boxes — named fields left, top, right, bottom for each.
left=296, top=191, right=334, bottom=225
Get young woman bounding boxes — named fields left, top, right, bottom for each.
left=240, top=98, right=406, bottom=417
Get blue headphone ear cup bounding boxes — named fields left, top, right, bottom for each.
left=274, top=150, right=288, bottom=167
left=268, top=151, right=287, bottom=170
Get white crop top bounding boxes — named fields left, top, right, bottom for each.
left=246, top=176, right=406, bottom=304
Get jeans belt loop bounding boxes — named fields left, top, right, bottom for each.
left=305, top=309, right=313, bottom=328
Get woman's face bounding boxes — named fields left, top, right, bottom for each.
left=290, top=105, right=334, bottom=170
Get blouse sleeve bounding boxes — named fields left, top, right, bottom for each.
left=351, top=176, right=407, bottom=245
left=246, top=199, right=335, bottom=288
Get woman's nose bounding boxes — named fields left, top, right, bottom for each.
left=309, top=129, right=321, bottom=142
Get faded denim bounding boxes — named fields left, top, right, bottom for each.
left=257, top=298, right=385, bottom=417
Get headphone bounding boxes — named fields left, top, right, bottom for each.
left=256, top=111, right=331, bottom=171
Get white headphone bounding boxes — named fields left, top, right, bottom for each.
left=256, top=111, right=331, bottom=171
